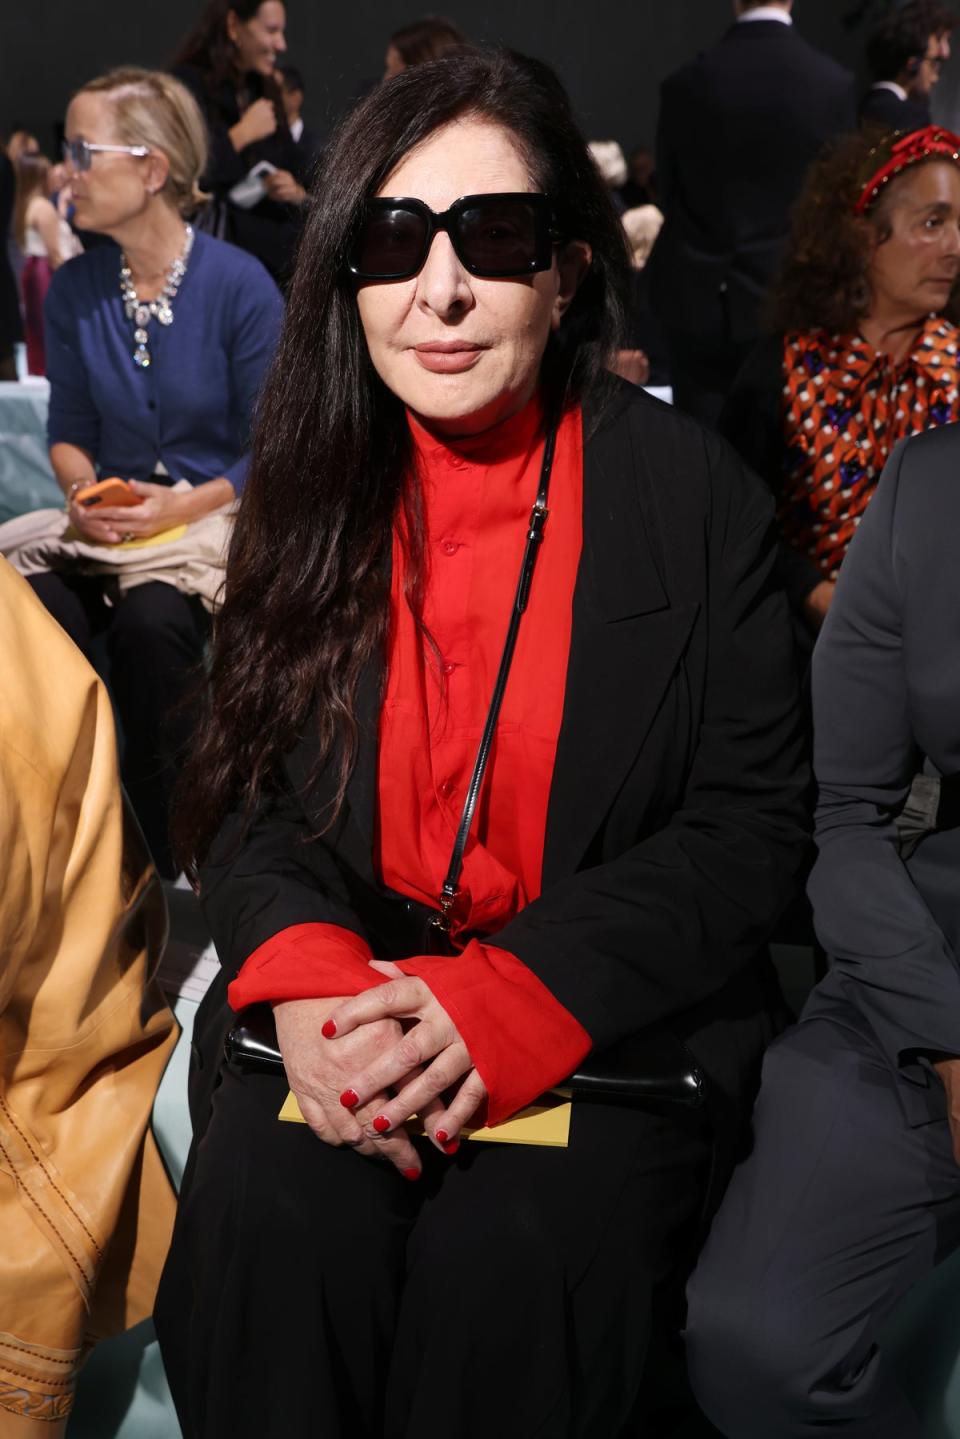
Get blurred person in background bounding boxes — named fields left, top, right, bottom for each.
left=587, top=139, right=628, bottom=214
left=619, top=203, right=668, bottom=387
left=30, top=67, right=282, bottom=877
left=13, top=150, right=80, bottom=375
left=719, top=124, right=960, bottom=641
left=383, top=15, right=468, bottom=77
left=277, top=62, right=322, bottom=176
left=619, top=142, right=657, bottom=209
left=861, top=0, right=955, bottom=133
left=173, top=0, right=308, bottom=286
left=0, top=148, right=21, bottom=380
left=6, top=129, right=40, bottom=163
left=649, top=0, right=856, bottom=426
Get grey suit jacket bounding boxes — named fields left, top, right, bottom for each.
left=807, top=422, right=960, bottom=1123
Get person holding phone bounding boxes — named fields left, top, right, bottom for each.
left=37, top=66, right=282, bottom=877
left=172, top=0, right=308, bottom=286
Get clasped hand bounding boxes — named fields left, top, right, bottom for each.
left=274, top=969, right=487, bottom=1179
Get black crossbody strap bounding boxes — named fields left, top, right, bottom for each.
left=432, top=422, right=558, bottom=933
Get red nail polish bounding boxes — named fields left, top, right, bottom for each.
left=321, top=1019, right=337, bottom=1039
left=339, top=1089, right=359, bottom=1108
left=442, top=1140, right=459, bottom=1156
left=402, top=1168, right=421, bottom=1181
left=435, top=1129, right=449, bottom=1144
left=373, top=1115, right=391, bottom=1134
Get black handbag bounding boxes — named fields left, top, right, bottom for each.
left=226, top=421, right=704, bottom=1110
left=226, top=1001, right=703, bottom=1108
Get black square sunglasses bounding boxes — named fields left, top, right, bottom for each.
left=347, top=192, right=561, bottom=281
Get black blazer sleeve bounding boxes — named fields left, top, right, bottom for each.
left=493, top=431, right=809, bottom=1051
left=808, top=435, right=960, bottom=1073
left=720, top=336, right=824, bottom=614
left=199, top=783, right=368, bottom=977
left=172, top=64, right=247, bottom=192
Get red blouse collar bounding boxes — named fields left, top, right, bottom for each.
left=406, top=391, right=545, bottom=471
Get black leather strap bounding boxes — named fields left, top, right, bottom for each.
left=431, top=422, right=557, bottom=934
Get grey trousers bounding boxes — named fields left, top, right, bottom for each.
left=685, top=1015, right=960, bottom=1437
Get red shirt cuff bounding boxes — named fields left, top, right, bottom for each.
left=398, top=942, right=591, bottom=1127
left=227, top=923, right=382, bottom=1011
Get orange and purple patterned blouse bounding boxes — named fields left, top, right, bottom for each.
left=780, top=317, right=960, bottom=580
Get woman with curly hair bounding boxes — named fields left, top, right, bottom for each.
left=720, top=124, right=960, bottom=636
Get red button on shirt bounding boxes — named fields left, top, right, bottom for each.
left=228, top=396, right=592, bottom=1125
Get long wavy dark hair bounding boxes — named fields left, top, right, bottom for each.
left=173, top=0, right=280, bottom=97
left=173, top=48, right=630, bottom=874
left=774, top=126, right=960, bottom=334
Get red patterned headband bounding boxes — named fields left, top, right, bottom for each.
left=854, top=125, right=960, bottom=215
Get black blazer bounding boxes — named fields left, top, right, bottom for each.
left=859, top=85, right=931, bottom=134
left=649, top=20, right=855, bottom=343
left=194, top=384, right=810, bottom=1122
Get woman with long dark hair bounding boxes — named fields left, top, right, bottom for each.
left=155, top=49, right=808, bottom=1438
left=172, top=0, right=308, bottom=284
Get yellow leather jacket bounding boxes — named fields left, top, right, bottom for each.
left=0, top=560, right=177, bottom=1437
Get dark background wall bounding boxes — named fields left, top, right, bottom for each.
left=0, top=1, right=891, bottom=159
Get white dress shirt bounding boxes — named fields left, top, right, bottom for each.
left=870, top=80, right=909, bottom=102
left=737, top=5, right=793, bottom=24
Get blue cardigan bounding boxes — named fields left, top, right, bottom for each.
left=45, top=230, right=283, bottom=493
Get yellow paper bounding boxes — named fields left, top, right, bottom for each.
left=64, top=524, right=189, bottom=549
left=278, top=1090, right=571, bottom=1148
left=114, top=524, right=189, bottom=548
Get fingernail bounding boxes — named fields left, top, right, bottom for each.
left=321, top=1019, right=337, bottom=1039
left=435, top=1129, right=449, bottom=1144
left=373, top=1115, right=391, bottom=1134
left=339, top=1089, right=359, bottom=1108
left=442, top=1140, right=459, bottom=1156
left=402, top=1168, right=421, bottom=1181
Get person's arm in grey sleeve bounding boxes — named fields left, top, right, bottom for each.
left=809, top=436, right=960, bottom=1080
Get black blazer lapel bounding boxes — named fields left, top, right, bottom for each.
left=542, top=400, right=698, bottom=884
left=342, top=652, right=381, bottom=853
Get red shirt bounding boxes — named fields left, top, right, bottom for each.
left=229, top=397, right=592, bottom=1124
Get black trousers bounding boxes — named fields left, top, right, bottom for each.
left=155, top=1059, right=712, bottom=1439
left=685, top=1015, right=960, bottom=1436
left=26, top=572, right=209, bottom=876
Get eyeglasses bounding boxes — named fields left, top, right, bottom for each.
left=347, top=193, right=560, bottom=280
left=62, top=139, right=150, bottom=172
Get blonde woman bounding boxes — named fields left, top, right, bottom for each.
left=38, top=67, right=283, bottom=875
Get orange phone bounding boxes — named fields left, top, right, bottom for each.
left=75, top=477, right=142, bottom=509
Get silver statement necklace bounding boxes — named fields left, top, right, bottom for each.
left=120, top=224, right=194, bottom=369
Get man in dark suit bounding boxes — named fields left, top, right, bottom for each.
left=649, top=1, right=856, bottom=426
left=860, top=0, right=954, bottom=134
left=687, top=421, right=960, bottom=1438
left=277, top=63, right=323, bottom=180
